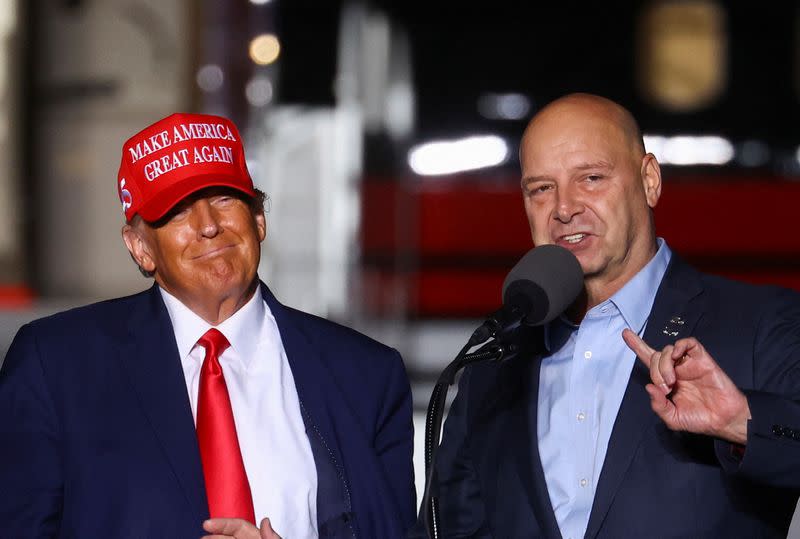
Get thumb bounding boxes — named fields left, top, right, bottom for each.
left=260, top=518, right=282, bottom=539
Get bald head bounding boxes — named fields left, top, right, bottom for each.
left=517, top=93, right=662, bottom=313
left=521, top=93, right=645, bottom=161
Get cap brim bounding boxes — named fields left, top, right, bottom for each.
left=136, top=174, right=256, bottom=222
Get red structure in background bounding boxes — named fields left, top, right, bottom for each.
left=361, top=175, right=800, bottom=318
left=0, top=286, right=34, bottom=308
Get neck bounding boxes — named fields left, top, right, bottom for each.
left=163, top=279, right=260, bottom=326
left=567, top=239, right=658, bottom=324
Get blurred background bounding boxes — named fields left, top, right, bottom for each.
left=0, top=0, right=799, bottom=529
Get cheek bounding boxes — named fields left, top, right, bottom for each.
left=525, top=201, right=551, bottom=236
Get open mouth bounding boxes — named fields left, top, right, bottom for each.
left=561, top=233, right=587, bottom=244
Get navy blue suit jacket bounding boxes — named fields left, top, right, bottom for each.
left=421, top=256, right=800, bottom=538
left=0, top=283, right=415, bottom=539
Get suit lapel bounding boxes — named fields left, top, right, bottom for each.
left=260, top=284, right=347, bottom=481
left=584, top=257, right=704, bottom=539
left=118, top=285, right=209, bottom=522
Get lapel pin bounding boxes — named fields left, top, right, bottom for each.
left=662, top=315, right=684, bottom=337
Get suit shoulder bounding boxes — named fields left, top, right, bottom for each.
left=696, top=271, right=800, bottom=309
left=21, top=289, right=151, bottom=339
left=280, top=305, right=401, bottom=360
left=681, top=270, right=800, bottom=339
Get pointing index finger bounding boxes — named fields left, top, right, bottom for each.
left=622, top=328, right=656, bottom=366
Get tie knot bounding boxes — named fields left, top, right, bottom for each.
left=197, top=328, right=231, bottom=357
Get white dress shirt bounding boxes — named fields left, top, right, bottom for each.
left=160, top=285, right=318, bottom=538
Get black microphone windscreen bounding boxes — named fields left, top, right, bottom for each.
left=501, top=244, right=583, bottom=325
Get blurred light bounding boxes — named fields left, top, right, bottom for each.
left=196, top=64, right=224, bottom=93
left=409, top=135, right=509, bottom=176
left=0, top=1, right=16, bottom=34
left=385, top=82, right=414, bottom=139
left=249, top=34, right=281, bottom=66
left=644, top=134, right=734, bottom=165
left=477, top=93, right=531, bottom=120
left=795, top=145, right=800, bottom=166
left=249, top=0, right=273, bottom=4
left=245, top=76, right=274, bottom=107
left=639, top=2, right=726, bottom=112
left=736, top=139, right=770, bottom=167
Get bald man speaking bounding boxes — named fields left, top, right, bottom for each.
left=417, top=94, right=800, bottom=538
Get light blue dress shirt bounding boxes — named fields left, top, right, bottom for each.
left=537, top=239, right=672, bottom=539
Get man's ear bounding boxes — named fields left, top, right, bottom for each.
left=121, top=224, right=156, bottom=273
left=255, top=212, right=267, bottom=243
left=641, top=153, right=662, bottom=208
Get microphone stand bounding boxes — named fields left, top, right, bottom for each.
left=421, top=334, right=519, bottom=539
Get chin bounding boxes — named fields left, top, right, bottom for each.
left=575, top=254, right=605, bottom=277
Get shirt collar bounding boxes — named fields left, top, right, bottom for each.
left=543, top=238, right=672, bottom=351
left=606, top=237, right=671, bottom=334
left=159, top=284, right=266, bottom=369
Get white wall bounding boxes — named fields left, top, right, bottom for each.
left=35, top=0, right=193, bottom=299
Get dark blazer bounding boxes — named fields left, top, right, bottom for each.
left=420, top=256, right=800, bottom=538
left=0, top=283, right=415, bottom=539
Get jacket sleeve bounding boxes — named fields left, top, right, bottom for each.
left=715, top=289, right=800, bottom=488
left=0, top=323, right=63, bottom=537
left=410, top=367, right=492, bottom=539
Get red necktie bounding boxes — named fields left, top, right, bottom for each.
left=196, top=328, right=255, bottom=523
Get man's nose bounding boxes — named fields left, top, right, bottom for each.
left=554, top=187, right=584, bottom=223
left=193, top=200, right=223, bottom=238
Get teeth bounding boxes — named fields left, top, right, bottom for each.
left=563, top=233, right=585, bottom=244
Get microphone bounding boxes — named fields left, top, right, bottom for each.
left=469, top=244, right=584, bottom=345
left=421, top=244, right=584, bottom=539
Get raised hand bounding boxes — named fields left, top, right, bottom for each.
left=622, top=329, right=751, bottom=444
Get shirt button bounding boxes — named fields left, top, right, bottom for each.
left=584, top=351, right=592, bottom=359
left=577, top=412, right=586, bottom=422
left=580, top=478, right=588, bottom=487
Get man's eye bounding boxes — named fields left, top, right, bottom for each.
left=586, top=174, right=602, bottom=182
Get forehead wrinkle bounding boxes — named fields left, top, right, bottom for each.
left=573, top=160, right=614, bottom=171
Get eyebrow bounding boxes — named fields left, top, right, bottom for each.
left=574, top=160, right=614, bottom=171
left=520, top=160, right=615, bottom=189
left=520, top=175, right=553, bottom=189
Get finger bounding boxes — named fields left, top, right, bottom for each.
left=259, top=518, right=282, bottom=539
left=645, top=383, right=677, bottom=427
left=645, top=346, right=671, bottom=394
left=672, top=337, right=699, bottom=360
left=203, top=519, right=260, bottom=539
left=657, top=344, right=677, bottom=387
left=622, top=329, right=656, bottom=367
left=203, top=518, right=244, bottom=534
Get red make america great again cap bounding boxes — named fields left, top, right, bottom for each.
left=117, top=112, right=255, bottom=222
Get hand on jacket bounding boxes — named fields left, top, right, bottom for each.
left=622, top=329, right=751, bottom=444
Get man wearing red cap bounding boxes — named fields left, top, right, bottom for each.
left=0, top=113, right=415, bottom=539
